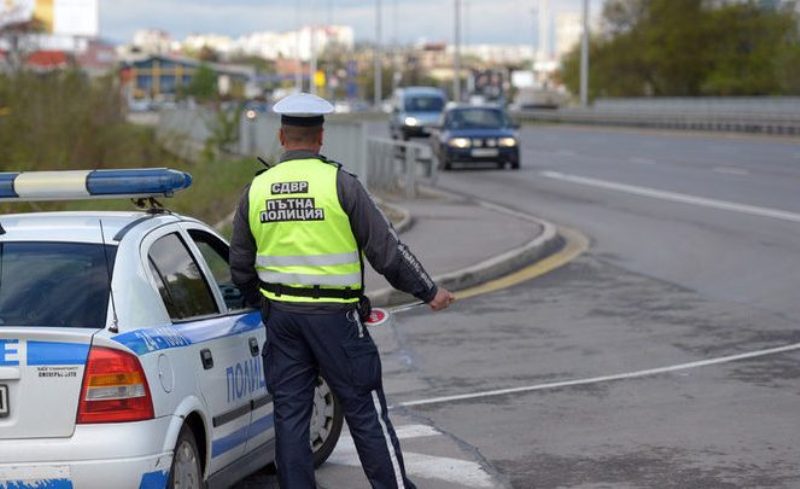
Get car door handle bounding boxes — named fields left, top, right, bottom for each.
left=248, top=337, right=259, bottom=357
left=200, top=349, right=214, bottom=370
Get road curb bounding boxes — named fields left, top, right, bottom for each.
left=368, top=186, right=564, bottom=307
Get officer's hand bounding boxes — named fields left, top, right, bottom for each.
left=428, top=288, right=455, bottom=311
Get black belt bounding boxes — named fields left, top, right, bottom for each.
left=260, top=282, right=363, bottom=300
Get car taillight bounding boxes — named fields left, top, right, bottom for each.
left=76, top=346, right=154, bottom=424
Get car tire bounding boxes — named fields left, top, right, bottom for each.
left=168, top=424, right=205, bottom=489
left=440, top=155, right=452, bottom=171
left=511, top=161, right=520, bottom=170
left=311, top=376, right=344, bottom=468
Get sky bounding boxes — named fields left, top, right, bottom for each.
left=99, top=0, right=605, bottom=46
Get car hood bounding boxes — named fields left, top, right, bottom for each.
left=445, top=128, right=516, bottom=138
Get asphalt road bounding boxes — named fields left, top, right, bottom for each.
left=396, top=125, right=800, bottom=488
left=242, top=124, right=800, bottom=488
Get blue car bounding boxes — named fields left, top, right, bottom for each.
left=432, top=104, right=520, bottom=170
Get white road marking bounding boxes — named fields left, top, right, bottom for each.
left=713, top=166, right=749, bottom=176
left=628, top=157, right=656, bottom=165
left=397, top=342, right=800, bottom=408
left=328, top=424, right=495, bottom=487
left=540, top=171, right=800, bottom=223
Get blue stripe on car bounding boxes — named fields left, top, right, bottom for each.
left=0, top=172, right=19, bottom=199
left=211, top=413, right=274, bottom=458
left=138, top=470, right=169, bottom=489
left=27, top=341, right=90, bottom=366
left=0, top=479, right=74, bottom=489
left=113, top=311, right=262, bottom=355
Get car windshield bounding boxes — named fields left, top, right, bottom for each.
left=0, top=242, right=116, bottom=328
left=405, top=95, right=444, bottom=112
left=447, top=108, right=509, bottom=129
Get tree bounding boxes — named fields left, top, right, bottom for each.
left=560, top=0, right=800, bottom=99
left=184, top=64, right=218, bottom=102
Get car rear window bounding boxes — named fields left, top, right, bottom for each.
left=405, top=95, right=445, bottom=112
left=0, top=242, right=116, bottom=328
left=448, top=108, right=509, bottom=129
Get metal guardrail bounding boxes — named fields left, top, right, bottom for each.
left=366, top=137, right=438, bottom=198
left=512, top=97, right=800, bottom=135
left=158, top=108, right=438, bottom=196
left=239, top=113, right=369, bottom=179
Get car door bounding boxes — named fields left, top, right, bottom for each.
left=180, top=226, right=273, bottom=460
left=143, top=227, right=256, bottom=474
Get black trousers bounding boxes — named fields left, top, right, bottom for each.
left=262, top=305, right=416, bottom=489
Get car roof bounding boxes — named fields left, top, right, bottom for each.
left=398, top=86, right=446, bottom=96
left=445, top=103, right=505, bottom=112
left=0, top=211, right=186, bottom=244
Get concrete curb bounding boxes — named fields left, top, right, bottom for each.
left=368, top=186, right=564, bottom=307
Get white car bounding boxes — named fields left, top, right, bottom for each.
left=0, top=169, right=343, bottom=489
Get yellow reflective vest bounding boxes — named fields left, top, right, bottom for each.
left=248, top=158, right=361, bottom=303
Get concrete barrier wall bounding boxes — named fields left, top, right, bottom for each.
left=159, top=108, right=434, bottom=193
left=160, top=108, right=369, bottom=178
left=513, top=97, right=800, bottom=135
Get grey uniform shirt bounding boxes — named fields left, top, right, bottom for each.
left=230, top=150, right=438, bottom=313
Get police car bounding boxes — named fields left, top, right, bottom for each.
left=0, top=169, right=343, bottom=489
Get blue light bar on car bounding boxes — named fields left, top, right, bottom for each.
left=0, top=168, right=192, bottom=201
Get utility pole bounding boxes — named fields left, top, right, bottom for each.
left=580, top=0, right=590, bottom=107
left=310, top=24, right=317, bottom=96
left=295, top=0, right=303, bottom=92
left=374, top=0, right=382, bottom=108
left=536, top=0, right=549, bottom=85
left=453, top=0, right=461, bottom=102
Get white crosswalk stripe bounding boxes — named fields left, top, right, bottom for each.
left=326, top=424, right=496, bottom=488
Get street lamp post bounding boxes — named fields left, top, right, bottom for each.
left=580, top=0, right=590, bottom=107
left=295, top=0, right=303, bottom=92
left=374, top=0, right=382, bottom=109
left=453, top=0, right=461, bottom=102
left=310, top=25, right=317, bottom=96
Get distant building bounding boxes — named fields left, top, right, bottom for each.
left=0, top=37, right=116, bottom=75
left=120, top=54, right=256, bottom=101
left=555, top=12, right=582, bottom=62
left=182, top=33, right=235, bottom=57
left=0, top=0, right=114, bottom=75
left=458, top=44, right=535, bottom=65
left=131, top=29, right=177, bottom=55
left=232, top=25, right=354, bottom=61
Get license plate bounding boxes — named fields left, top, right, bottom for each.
left=0, top=385, right=7, bottom=418
left=471, top=148, right=499, bottom=157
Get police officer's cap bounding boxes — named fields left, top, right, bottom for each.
left=273, top=92, right=334, bottom=127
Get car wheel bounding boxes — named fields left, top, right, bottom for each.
left=511, top=161, right=520, bottom=170
left=311, top=376, right=344, bottom=468
left=168, top=424, right=205, bottom=489
left=439, top=155, right=452, bottom=171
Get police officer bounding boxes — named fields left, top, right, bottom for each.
left=230, top=92, right=454, bottom=488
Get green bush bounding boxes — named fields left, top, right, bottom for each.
left=0, top=69, right=264, bottom=225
